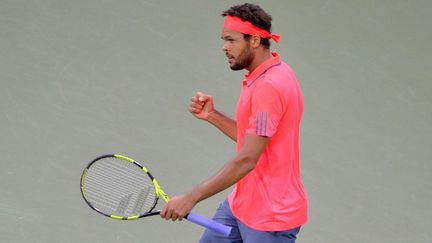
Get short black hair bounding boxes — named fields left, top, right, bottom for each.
left=222, top=3, right=273, bottom=48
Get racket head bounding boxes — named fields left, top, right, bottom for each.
left=80, top=154, right=164, bottom=220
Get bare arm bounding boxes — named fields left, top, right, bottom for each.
left=189, top=92, right=237, bottom=142
left=207, top=110, right=237, bottom=142
left=160, top=134, right=269, bottom=220
left=188, top=134, right=268, bottom=201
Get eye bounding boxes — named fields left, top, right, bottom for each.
left=222, top=36, right=234, bottom=41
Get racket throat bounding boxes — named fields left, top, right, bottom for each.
left=153, top=179, right=169, bottom=202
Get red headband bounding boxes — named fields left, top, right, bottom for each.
left=223, top=16, right=280, bottom=43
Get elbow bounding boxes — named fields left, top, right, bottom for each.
left=237, top=154, right=258, bottom=174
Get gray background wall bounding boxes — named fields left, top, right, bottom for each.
left=1, top=0, right=431, bottom=242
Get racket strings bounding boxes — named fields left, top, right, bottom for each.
left=82, top=157, right=157, bottom=217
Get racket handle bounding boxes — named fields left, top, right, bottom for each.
left=186, top=212, right=232, bottom=236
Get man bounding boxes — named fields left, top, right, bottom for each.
left=161, top=3, right=308, bottom=242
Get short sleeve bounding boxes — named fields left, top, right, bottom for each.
left=245, top=81, right=284, bottom=137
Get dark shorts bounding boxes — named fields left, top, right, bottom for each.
left=199, top=200, right=301, bottom=243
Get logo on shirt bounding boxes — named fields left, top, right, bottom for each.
left=256, top=112, right=269, bottom=136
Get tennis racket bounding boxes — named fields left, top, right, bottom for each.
left=80, top=154, right=231, bottom=236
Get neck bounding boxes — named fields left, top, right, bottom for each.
left=246, top=49, right=272, bottom=73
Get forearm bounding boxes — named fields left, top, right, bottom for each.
left=187, top=152, right=254, bottom=203
left=159, top=155, right=250, bottom=221
left=160, top=135, right=269, bottom=220
left=187, top=134, right=269, bottom=203
left=207, top=110, right=237, bottom=142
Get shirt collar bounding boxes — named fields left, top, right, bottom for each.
left=243, top=52, right=281, bottom=86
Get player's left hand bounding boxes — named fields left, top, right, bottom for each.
left=160, top=194, right=197, bottom=221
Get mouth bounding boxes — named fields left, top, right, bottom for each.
left=226, top=53, right=234, bottom=63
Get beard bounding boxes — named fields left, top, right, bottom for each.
left=229, top=45, right=254, bottom=71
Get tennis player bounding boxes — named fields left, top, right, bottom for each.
left=161, top=3, right=308, bottom=242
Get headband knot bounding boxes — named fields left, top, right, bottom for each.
left=223, top=16, right=280, bottom=43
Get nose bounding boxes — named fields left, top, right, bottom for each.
left=222, top=41, right=229, bottom=52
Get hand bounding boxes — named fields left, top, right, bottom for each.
left=189, top=92, right=215, bottom=121
left=160, top=194, right=197, bottom=221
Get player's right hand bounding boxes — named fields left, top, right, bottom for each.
left=189, top=92, right=215, bottom=121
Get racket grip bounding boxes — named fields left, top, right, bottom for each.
left=186, top=212, right=232, bottom=236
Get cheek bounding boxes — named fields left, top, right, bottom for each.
left=231, top=44, right=244, bottom=57
left=235, top=46, right=248, bottom=58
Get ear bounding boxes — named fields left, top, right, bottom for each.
left=250, top=35, right=261, bottom=48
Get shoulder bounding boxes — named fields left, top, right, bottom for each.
left=265, top=61, right=296, bottom=83
left=262, top=61, right=299, bottom=93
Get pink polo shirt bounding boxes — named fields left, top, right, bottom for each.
left=228, top=52, right=308, bottom=231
